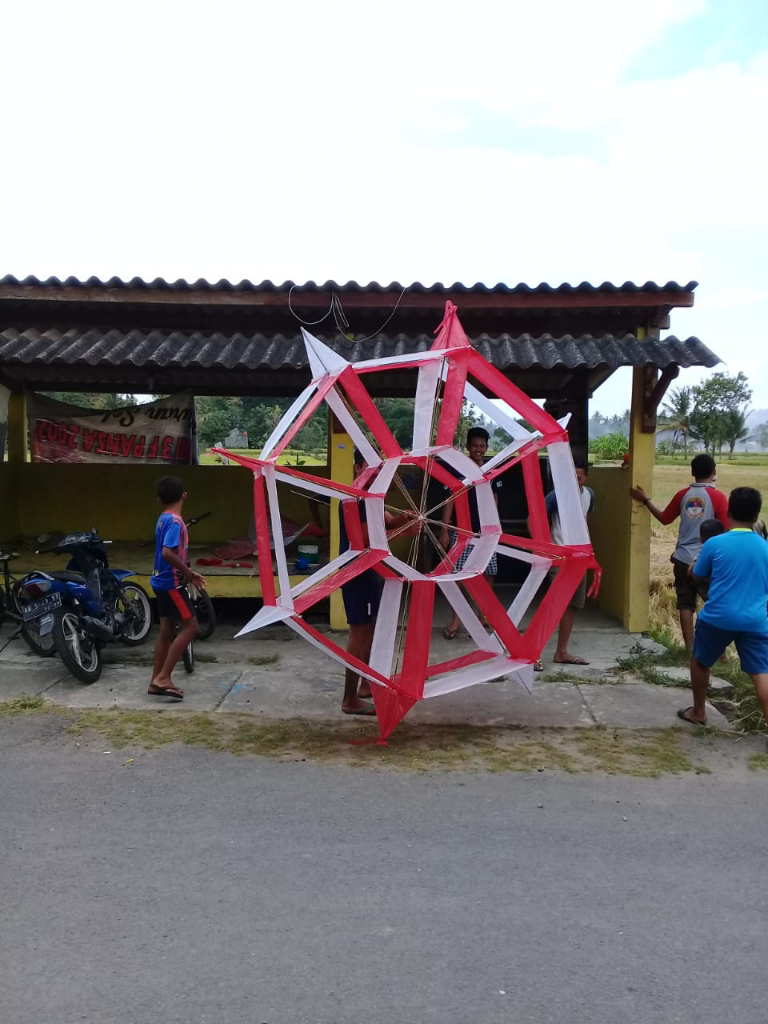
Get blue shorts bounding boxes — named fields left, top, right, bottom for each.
left=693, top=620, right=768, bottom=675
left=341, top=571, right=382, bottom=626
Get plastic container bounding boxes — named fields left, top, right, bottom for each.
left=298, top=544, right=319, bottom=565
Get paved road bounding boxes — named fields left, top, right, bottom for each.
left=1, top=716, right=765, bottom=1024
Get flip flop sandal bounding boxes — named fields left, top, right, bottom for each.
left=148, top=684, right=184, bottom=700
left=342, top=703, right=377, bottom=716
left=534, top=661, right=544, bottom=672
left=677, top=706, right=706, bottom=725
left=443, top=626, right=461, bottom=640
left=554, top=656, right=589, bottom=665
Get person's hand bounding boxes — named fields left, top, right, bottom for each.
left=630, top=485, right=648, bottom=504
left=190, top=571, right=207, bottom=590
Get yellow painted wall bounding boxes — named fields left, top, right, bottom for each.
left=1, top=463, right=331, bottom=543
left=0, top=464, right=21, bottom=538
left=588, top=466, right=631, bottom=625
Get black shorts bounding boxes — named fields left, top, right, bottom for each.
left=342, top=571, right=382, bottom=626
left=155, top=587, right=196, bottom=622
left=672, top=558, right=698, bottom=612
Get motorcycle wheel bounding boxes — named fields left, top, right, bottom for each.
left=117, top=583, right=152, bottom=646
left=193, top=588, right=216, bottom=641
left=11, top=581, right=57, bottom=658
left=182, top=638, right=195, bottom=674
left=52, top=609, right=103, bottom=683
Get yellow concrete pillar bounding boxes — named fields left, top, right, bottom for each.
left=328, top=418, right=355, bottom=630
left=625, top=359, right=655, bottom=632
left=7, top=392, right=28, bottom=464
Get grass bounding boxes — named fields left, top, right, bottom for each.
left=748, top=754, right=768, bottom=772
left=247, top=653, right=280, bottom=666
left=0, top=695, right=710, bottom=777
left=199, top=448, right=327, bottom=467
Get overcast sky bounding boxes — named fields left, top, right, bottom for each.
left=1, top=0, right=766, bottom=415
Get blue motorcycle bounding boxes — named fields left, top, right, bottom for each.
left=20, top=530, right=152, bottom=683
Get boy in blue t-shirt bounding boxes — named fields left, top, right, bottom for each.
left=149, top=476, right=206, bottom=701
left=680, top=487, right=768, bottom=726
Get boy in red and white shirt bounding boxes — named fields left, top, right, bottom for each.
left=631, top=454, right=728, bottom=650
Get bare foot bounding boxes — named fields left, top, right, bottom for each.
left=357, top=683, right=372, bottom=700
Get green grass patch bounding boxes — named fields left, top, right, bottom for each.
left=748, top=753, right=768, bottom=771
left=0, top=693, right=48, bottom=716
left=57, top=705, right=707, bottom=776
left=247, top=653, right=280, bottom=666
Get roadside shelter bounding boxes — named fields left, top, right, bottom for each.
left=0, top=275, right=719, bottom=630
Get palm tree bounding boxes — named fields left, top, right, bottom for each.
left=722, top=407, right=751, bottom=457
left=661, top=386, right=693, bottom=457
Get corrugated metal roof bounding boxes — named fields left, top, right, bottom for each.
left=0, top=327, right=719, bottom=372
left=0, top=274, right=698, bottom=296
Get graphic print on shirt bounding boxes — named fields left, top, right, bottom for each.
left=683, top=495, right=707, bottom=520
left=152, top=512, right=188, bottom=591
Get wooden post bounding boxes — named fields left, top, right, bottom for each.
left=328, top=412, right=355, bottom=630
left=543, top=396, right=588, bottom=463
left=625, top=345, right=655, bottom=632
left=7, top=392, right=27, bottom=464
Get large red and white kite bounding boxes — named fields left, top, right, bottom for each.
left=214, top=303, right=600, bottom=739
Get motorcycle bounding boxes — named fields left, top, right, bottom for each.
left=19, top=529, right=152, bottom=683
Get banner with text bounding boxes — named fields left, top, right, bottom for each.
left=28, top=393, right=198, bottom=464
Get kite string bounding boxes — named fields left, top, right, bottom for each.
left=287, top=285, right=336, bottom=327
left=334, top=286, right=407, bottom=344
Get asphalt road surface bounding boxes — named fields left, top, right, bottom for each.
left=1, top=716, right=766, bottom=1024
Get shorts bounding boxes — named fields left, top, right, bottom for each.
left=155, top=587, right=196, bottom=622
left=342, top=572, right=382, bottom=626
left=449, top=533, right=498, bottom=576
left=548, top=568, right=588, bottom=609
left=693, top=620, right=768, bottom=675
left=672, top=558, right=698, bottom=612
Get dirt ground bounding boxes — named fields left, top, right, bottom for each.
left=649, top=461, right=768, bottom=582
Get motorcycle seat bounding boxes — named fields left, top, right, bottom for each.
left=46, top=570, right=87, bottom=584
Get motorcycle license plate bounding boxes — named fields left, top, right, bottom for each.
left=22, top=592, right=62, bottom=621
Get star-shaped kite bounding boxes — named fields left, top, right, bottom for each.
left=215, top=302, right=600, bottom=739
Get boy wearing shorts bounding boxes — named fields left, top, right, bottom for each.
left=149, top=476, right=206, bottom=701
left=680, top=487, right=768, bottom=726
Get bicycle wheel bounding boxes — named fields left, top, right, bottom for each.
left=182, top=637, right=195, bottom=674
left=193, top=588, right=216, bottom=641
left=11, top=581, right=57, bottom=658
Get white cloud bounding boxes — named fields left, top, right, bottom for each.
left=0, top=0, right=765, bottom=413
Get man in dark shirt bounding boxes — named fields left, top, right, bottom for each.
left=439, top=427, right=502, bottom=639
left=339, top=450, right=417, bottom=715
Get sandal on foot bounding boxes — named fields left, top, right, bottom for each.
left=443, top=626, right=460, bottom=640
left=342, top=703, right=376, bottom=716
left=677, top=706, right=706, bottom=726
left=534, top=661, right=544, bottom=672
left=148, top=684, right=184, bottom=700
left=554, top=655, right=589, bottom=666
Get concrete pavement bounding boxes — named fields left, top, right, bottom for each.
left=0, top=606, right=733, bottom=731
left=1, top=718, right=766, bottom=1024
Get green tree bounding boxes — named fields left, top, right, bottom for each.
left=722, top=407, right=751, bottom=456
left=689, top=372, right=752, bottom=455
left=661, top=386, right=693, bottom=457
left=588, top=432, right=629, bottom=461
